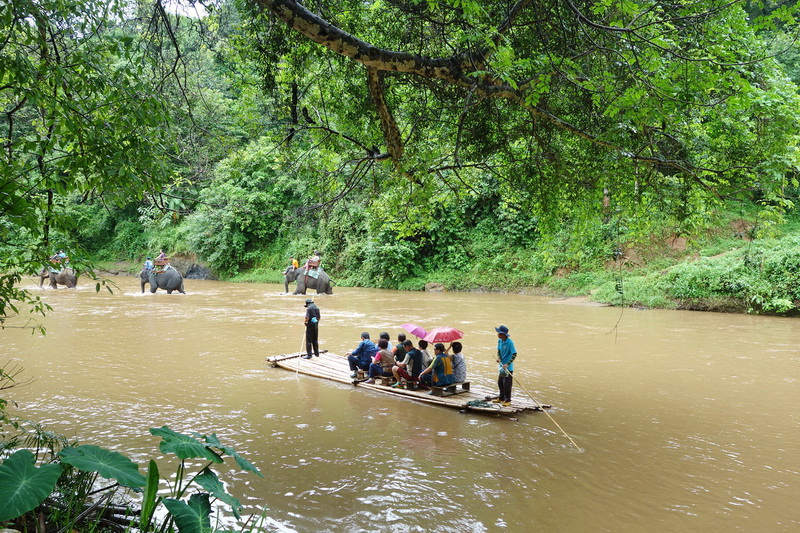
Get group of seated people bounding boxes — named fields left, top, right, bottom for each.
left=345, top=332, right=467, bottom=391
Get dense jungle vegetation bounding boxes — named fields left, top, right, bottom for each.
left=3, top=0, right=800, bottom=530
left=3, top=0, right=800, bottom=322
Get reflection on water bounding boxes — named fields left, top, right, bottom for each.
left=2, top=276, right=799, bottom=531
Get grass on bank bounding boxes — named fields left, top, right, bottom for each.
left=89, top=206, right=800, bottom=316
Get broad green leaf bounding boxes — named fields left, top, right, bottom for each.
left=194, top=467, right=242, bottom=519
left=163, top=494, right=211, bottom=533
left=139, top=460, right=161, bottom=531
left=59, top=444, right=146, bottom=488
left=195, top=433, right=263, bottom=477
left=0, top=450, right=63, bottom=521
left=150, top=426, right=223, bottom=463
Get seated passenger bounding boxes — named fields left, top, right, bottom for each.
left=378, top=331, right=391, bottom=350
left=447, top=341, right=467, bottom=383
left=346, top=332, right=377, bottom=378
left=418, top=339, right=431, bottom=368
left=365, top=339, right=394, bottom=384
left=392, top=339, right=423, bottom=388
left=418, top=343, right=455, bottom=389
left=393, top=333, right=407, bottom=364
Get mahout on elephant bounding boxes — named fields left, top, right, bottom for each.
left=39, top=267, right=78, bottom=289
left=140, top=266, right=185, bottom=294
left=284, top=266, right=333, bottom=295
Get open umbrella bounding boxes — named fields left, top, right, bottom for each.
left=401, top=323, right=428, bottom=339
left=422, top=326, right=464, bottom=343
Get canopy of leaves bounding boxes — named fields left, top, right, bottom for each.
left=237, top=0, right=800, bottom=230
left=0, top=0, right=176, bottom=323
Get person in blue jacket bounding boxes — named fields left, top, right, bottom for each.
left=346, top=332, right=377, bottom=378
left=495, top=325, right=517, bottom=406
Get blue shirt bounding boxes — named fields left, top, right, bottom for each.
left=497, top=337, right=517, bottom=373
left=352, top=339, right=377, bottom=366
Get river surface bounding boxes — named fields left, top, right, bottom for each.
left=2, top=276, right=799, bottom=532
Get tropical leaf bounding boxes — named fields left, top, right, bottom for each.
left=150, top=426, right=223, bottom=463
left=194, top=432, right=263, bottom=477
left=0, top=449, right=63, bottom=521
left=194, top=467, right=242, bottom=519
left=140, top=459, right=161, bottom=531
left=163, top=493, right=211, bottom=533
left=59, top=444, right=146, bottom=488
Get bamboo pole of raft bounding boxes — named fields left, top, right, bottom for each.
left=505, top=368, right=580, bottom=451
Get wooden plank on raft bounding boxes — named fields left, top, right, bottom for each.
left=266, top=352, right=542, bottom=415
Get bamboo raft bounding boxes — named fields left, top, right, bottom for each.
left=266, top=351, right=548, bottom=416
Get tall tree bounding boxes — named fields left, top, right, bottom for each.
left=0, top=0, right=173, bottom=325
left=239, top=0, right=800, bottom=225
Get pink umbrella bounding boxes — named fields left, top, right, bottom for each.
left=401, top=323, right=428, bottom=339
left=422, top=326, right=464, bottom=343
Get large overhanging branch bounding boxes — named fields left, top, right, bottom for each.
left=252, top=0, right=706, bottom=175
left=366, top=67, right=404, bottom=160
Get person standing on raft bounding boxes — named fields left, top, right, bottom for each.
left=304, top=299, right=320, bottom=359
left=495, top=325, right=517, bottom=406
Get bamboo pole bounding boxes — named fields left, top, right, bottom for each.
left=504, top=367, right=581, bottom=451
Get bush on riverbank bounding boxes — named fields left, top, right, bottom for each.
left=86, top=201, right=800, bottom=315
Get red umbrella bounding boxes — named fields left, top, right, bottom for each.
left=422, top=326, right=464, bottom=343
left=401, top=323, right=428, bottom=339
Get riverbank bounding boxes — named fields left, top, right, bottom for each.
left=94, top=214, right=800, bottom=316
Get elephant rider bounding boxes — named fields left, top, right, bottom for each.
left=283, top=260, right=296, bottom=292
left=144, top=257, right=154, bottom=273
left=304, top=250, right=321, bottom=281
left=49, top=250, right=68, bottom=272
left=155, top=249, right=171, bottom=272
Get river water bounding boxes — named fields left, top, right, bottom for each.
left=2, top=276, right=799, bottom=532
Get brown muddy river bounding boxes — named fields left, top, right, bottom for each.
left=2, top=275, right=799, bottom=531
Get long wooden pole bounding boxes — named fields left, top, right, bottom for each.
left=501, top=366, right=581, bottom=452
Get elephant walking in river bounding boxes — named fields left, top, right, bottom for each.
left=39, top=267, right=78, bottom=289
left=140, top=268, right=185, bottom=294
left=285, top=266, right=333, bottom=295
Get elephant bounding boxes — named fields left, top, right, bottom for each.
left=285, top=266, right=333, bottom=295
left=39, top=267, right=78, bottom=289
left=140, top=267, right=185, bottom=294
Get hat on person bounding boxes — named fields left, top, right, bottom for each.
left=495, top=325, right=510, bottom=336
left=304, top=299, right=314, bottom=307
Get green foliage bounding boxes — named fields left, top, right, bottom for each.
left=163, top=494, right=212, bottom=533
left=151, top=426, right=224, bottom=463
left=0, top=423, right=263, bottom=531
left=184, top=138, right=319, bottom=276
left=0, top=450, right=63, bottom=521
left=0, top=0, right=173, bottom=320
left=58, top=445, right=146, bottom=488
left=358, top=238, right=419, bottom=288
left=0, top=365, right=262, bottom=533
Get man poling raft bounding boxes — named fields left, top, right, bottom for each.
left=493, top=324, right=581, bottom=451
